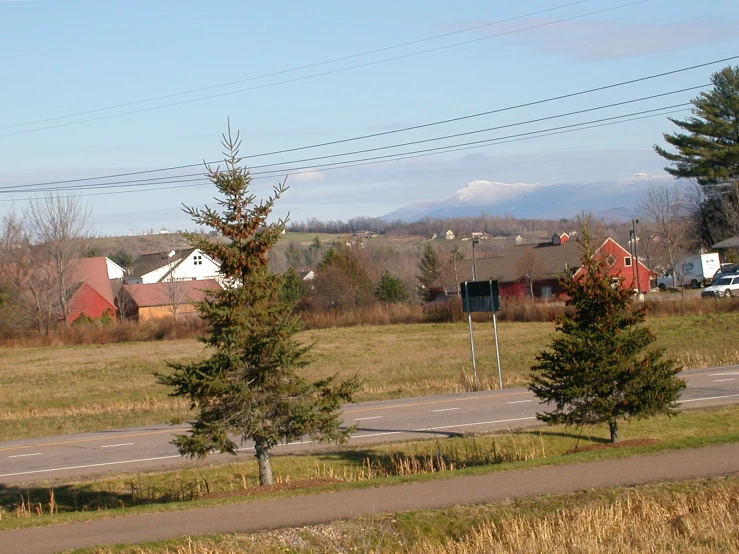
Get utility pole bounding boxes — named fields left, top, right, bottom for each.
left=632, top=219, right=641, bottom=294
left=472, top=237, right=479, bottom=281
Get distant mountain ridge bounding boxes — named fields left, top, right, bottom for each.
left=382, top=173, right=683, bottom=222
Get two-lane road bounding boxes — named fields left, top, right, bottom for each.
left=1, top=366, right=738, bottom=486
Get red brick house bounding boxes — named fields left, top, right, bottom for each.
left=435, top=234, right=654, bottom=300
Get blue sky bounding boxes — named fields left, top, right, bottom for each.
left=1, top=0, right=738, bottom=235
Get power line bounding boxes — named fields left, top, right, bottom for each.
left=4, top=54, right=733, bottom=190
left=0, top=106, right=689, bottom=202
left=210, top=85, right=706, bottom=173
left=0, top=0, right=596, bottom=132
left=1, top=0, right=651, bottom=139
left=1, top=103, right=690, bottom=197
left=247, top=103, right=693, bottom=177
left=0, top=85, right=700, bottom=193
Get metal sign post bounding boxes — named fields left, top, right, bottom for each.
left=492, top=311, right=503, bottom=390
left=461, top=280, right=502, bottom=391
left=467, top=312, right=478, bottom=391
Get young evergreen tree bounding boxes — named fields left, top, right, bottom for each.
left=529, top=218, right=685, bottom=443
left=417, top=243, right=441, bottom=301
left=374, top=270, right=409, bottom=303
left=654, top=65, right=739, bottom=244
left=281, top=268, right=305, bottom=304
left=159, top=127, right=359, bottom=485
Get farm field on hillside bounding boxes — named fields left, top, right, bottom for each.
left=1, top=313, right=738, bottom=441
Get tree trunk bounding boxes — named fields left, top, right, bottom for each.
left=254, top=440, right=274, bottom=486
left=608, top=420, right=619, bottom=443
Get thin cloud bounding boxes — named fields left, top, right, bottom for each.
left=516, top=18, right=737, bottom=61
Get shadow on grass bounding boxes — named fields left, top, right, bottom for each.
left=0, top=482, right=133, bottom=517
left=312, top=429, right=550, bottom=477
left=0, top=472, right=211, bottom=518
left=535, top=430, right=612, bottom=445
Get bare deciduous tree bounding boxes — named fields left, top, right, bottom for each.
left=158, top=253, right=188, bottom=320
left=440, top=242, right=465, bottom=293
left=516, top=249, right=546, bottom=298
left=0, top=208, right=30, bottom=329
left=637, top=183, right=691, bottom=285
left=25, top=193, right=92, bottom=324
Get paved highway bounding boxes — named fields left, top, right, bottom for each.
left=1, top=366, right=737, bottom=486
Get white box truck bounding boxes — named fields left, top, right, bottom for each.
left=656, top=253, right=721, bottom=290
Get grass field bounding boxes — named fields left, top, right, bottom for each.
left=78, top=474, right=739, bottom=553
left=2, top=404, right=737, bottom=535
left=278, top=232, right=350, bottom=246
left=1, top=313, right=739, bottom=441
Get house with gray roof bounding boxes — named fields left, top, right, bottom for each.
left=123, top=248, right=221, bottom=285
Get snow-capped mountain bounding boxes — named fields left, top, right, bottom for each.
left=382, top=173, right=682, bottom=222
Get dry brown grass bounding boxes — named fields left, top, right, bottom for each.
left=300, top=302, right=425, bottom=329
left=413, top=481, right=739, bottom=553
left=0, top=318, right=207, bottom=348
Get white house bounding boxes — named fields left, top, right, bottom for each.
left=445, top=230, right=455, bottom=240
left=105, top=257, right=126, bottom=280
left=123, top=248, right=221, bottom=285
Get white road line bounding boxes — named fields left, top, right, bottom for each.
left=417, top=416, right=537, bottom=432
left=352, top=431, right=402, bottom=439
left=680, top=394, right=739, bottom=403
left=285, top=440, right=314, bottom=446
left=507, top=400, right=533, bottom=404
left=432, top=408, right=461, bottom=413
left=714, top=378, right=736, bottom=383
left=711, top=372, right=739, bottom=376
left=354, top=416, right=382, bottom=421
left=100, top=442, right=135, bottom=448
left=8, top=452, right=42, bottom=459
left=0, top=454, right=182, bottom=478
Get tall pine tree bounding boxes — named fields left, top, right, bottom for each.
left=529, top=217, right=685, bottom=443
left=159, top=126, right=358, bottom=485
left=654, top=65, right=739, bottom=244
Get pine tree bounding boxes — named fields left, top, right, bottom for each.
left=417, top=243, right=441, bottom=301
left=281, top=268, right=305, bottom=304
left=654, top=65, right=739, bottom=244
left=529, top=218, right=685, bottom=443
left=159, top=127, right=358, bottom=485
left=374, top=270, right=409, bottom=303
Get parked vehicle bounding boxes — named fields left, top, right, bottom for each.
left=701, top=274, right=739, bottom=298
left=712, top=263, right=739, bottom=282
left=655, top=253, right=721, bottom=290
left=655, top=270, right=676, bottom=291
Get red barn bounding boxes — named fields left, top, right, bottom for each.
left=66, top=257, right=117, bottom=323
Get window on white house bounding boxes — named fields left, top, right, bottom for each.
left=194, top=255, right=202, bottom=266
left=624, top=257, right=632, bottom=267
